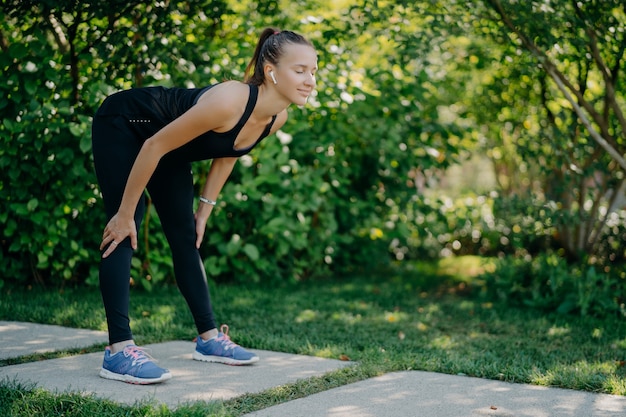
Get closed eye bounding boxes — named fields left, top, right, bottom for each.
left=294, top=65, right=317, bottom=75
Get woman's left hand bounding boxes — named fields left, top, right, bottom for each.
left=194, top=210, right=210, bottom=248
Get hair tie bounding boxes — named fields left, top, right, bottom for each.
left=274, top=31, right=280, bottom=35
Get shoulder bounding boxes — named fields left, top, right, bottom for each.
left=184, top=81, right=253, bottom=131
left=196, top=81, right=249, bottom=105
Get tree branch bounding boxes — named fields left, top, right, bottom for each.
left=546, top=65, right=626, bottom=170
left=574, top=1, right=626, bottom=146
left=487, top=0, right=626, bottom=171
left=45, top=13, right=69, bottom=54
left=610, top=31, right=626, bottom=85
left=0, top=24, right=8, bottom=52
left=588, top=177, right=626, bottom=254
left=486, top=0, right=606, bottom=133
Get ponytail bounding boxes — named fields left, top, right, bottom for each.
left=244, top=28, right=314, bottom=86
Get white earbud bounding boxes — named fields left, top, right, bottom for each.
left=270, top=71, right=277, bottom=85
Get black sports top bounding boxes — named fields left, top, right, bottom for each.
left=95, top=83, right=277, bottom=161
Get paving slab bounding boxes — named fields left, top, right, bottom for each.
left=244, top=371, right=626, bottom=417
left=0, top=321, right=108, bottom=360
left=0, top=340, right=353, bottom=409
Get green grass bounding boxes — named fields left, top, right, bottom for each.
left=1, top=257, right=625, bottom=416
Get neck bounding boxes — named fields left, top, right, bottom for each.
left=255, top=83, right=290, bottom=118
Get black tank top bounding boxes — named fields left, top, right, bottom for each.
left=96, top=83, right=277, bottom=161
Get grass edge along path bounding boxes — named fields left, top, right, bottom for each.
left=1, top=257, right=625, bottom=416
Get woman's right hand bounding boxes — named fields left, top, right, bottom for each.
left=100, top=213, right=137, bottom=258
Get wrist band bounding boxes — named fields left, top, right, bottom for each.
left=199, top=196, right=217, bottom=206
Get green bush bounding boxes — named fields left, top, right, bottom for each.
left=387, top=193, right=549, bottom=262
left=381, top=189, right=626, bottom=318
left=2, top=2, right=464, bottom=288
left=0, top=19, right=105, bottom=287
left=477, top=254, right=626, bottom=318
left=200, top=129, right=338, bottom=283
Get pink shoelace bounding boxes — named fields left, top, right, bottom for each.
left=122, top=345, right=155, bottom=366
left=215, top=324, right=239, bottom=351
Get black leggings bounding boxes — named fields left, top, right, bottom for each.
left=92, top=114, right=216, bottom=344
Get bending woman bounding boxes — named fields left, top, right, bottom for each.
left=91, top=28, right=317, bottom=384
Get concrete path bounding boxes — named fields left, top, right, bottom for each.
left=0, top=321, right=107, bottom=360
left=1, top=341, right=350, bottom=408
left=1, top=321, right=625, bottom=416
left=243, top=371, right=625, bottom=417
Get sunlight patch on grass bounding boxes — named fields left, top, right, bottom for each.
left=301, top=343, right=345, bottom=359
left=416, top=303, right=441, bottom=316
left=430, top=335, right=456, bottom=350
left=437, top=255, right=495, bottom=281
left=468, top=331, right=483, bottom=339
left=591, top=328, right=604, bottom=339
left=547, top=326, right=571, bottom=337
left=228, top=296, right=257, bottom=308
left=312, top=347, right=335, bottom=358
left=156, top=304, right=175, bottom=316
left=348, top=300, right=373, bottom=312
left=136, top=304, right=176, bottom=323
left=295, top=309, right=318, bottom=323
left=383, top=311, right=409, bottom=323
left=331, top=311, right=362, bottom=324
left=603, top=375, right=626, bottom=395
left=415, top=322, right=429, bottom=331
left=530, top=360, right=626, bottom=394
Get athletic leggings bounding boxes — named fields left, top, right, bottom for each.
left=92, top=113, right=216, bottom=345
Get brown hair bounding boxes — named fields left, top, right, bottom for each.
left=244, top=28, right=314, bottom=86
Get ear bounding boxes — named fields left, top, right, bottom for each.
left=263, top=63, right=276, bottom=79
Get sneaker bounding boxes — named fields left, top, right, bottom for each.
left=99, top=345, right=172, bottom=384
left=192, top=324, right=259, bottom=365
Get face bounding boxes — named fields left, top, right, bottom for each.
left=271, top=43, right=318, bottom=106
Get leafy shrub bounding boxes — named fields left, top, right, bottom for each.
left=0, top=22, right=105, bottom=288
left=392, top=191, right=625, bottom=263
left=476, top=254, right=626, bottom=318
left=2, top=3, right=463, bottom=288
left=381, top=189, right=626, bottom=318
left=200, top=130, right=337, bottom=283
left=387, top=193, right=549, bottom=262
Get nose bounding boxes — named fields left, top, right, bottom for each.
left=305, top=73, right=316, bottom=87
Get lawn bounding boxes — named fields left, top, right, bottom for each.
left=1, top=257, right=625, bottom=416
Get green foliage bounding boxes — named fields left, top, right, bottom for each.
left=0, top=1, right=470, bottom=288
left=391, top=189, right=626, bottom=319
left=201, top=130, right=338, bottom=282
left=2, top=0, right=623, bottom=293
left=478, top=254, right=626, bottom=318
left=386, top=193, right=549, bottom=261
left=0, top=1, right=234, bottom=288
left=0, top=6, right=102, bottom=286
left=464, top=0, right=626, bottom=261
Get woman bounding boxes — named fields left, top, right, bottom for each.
left=92, top=28, right=317, bottom=384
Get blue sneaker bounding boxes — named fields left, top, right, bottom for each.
left=192, top=324, right=259, bottom=365
left=99, top=345, right=172, bottom=384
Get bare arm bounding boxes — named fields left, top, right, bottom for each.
left=194, top=157, right=238, bottom=248
left=193, top=109, right=289, bottom=248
